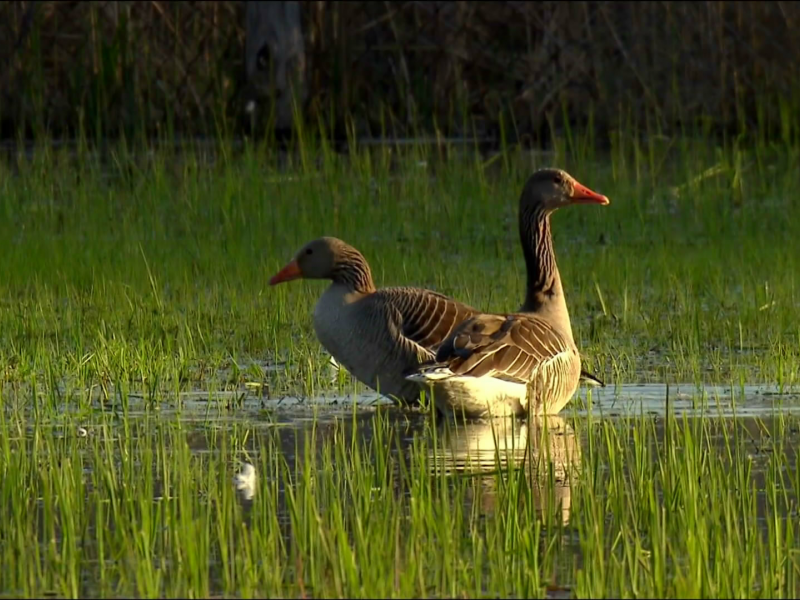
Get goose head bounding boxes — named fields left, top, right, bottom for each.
left=521, top=168, right=610, bottom=213
left=269, top=236, right=375, bottom=291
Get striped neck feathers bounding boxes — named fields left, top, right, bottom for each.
left=519, top=203, right=565, bottom=313
left=330, top=248, right=377, bottom=294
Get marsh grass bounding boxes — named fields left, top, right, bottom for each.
left=1, top=128, right=799, bottom=402
left=0, top=402, right=798, bottom=598
left=1, top=123, right=800, bottom=597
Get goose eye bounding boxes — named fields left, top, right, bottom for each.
left=305, top=248, right=313, bottom=255
left=553, top=175, right=564, bottom=185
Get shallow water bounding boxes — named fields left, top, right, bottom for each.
left=89, top=379, right=800, bottom=421
left=575, top=381, right=800, bottom=418
left=7, top=374, right=800, bottom=597
left=73, top=396, right=800, bottom=577
left=52, top=376, right=800, bottom=519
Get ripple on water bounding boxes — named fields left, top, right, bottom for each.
left=7, top=366, right=799, bottom=424
left=575, top=382, right=800, bottom=418
left=160, top=381, right=800, bottom=421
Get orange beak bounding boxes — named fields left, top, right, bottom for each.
left=571, top=180, right=610, bottom=205
left=269, top=259, right=303, bottom=286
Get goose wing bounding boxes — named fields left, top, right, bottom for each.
left=377, top=286, right=480, bottom=351
left=431, top=313, right=574, bottom=384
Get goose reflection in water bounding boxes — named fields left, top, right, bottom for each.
left=427, top=415, right=581, bottom=525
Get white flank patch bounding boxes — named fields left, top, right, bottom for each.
left=406, top=368, right=529, bottom=418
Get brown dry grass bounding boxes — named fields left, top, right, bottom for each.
left=1, top=1, right=798, bottom=143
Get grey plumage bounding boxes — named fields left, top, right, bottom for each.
left=271, top=237, right=481, bottom=406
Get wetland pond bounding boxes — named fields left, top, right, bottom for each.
left=3, top=141, right=800, bottom=596
left=6, top=374, right=799, bottom=598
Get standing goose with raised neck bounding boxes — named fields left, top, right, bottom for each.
left=269, top=236, right=482, bottom=406
left=406, top=168, right=610, bottom=419
left=519, top=169, right=607, bottom=387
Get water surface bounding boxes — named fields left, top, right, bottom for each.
left=7, top=377, right=799, bottom=597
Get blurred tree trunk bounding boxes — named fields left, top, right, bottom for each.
left=243, top=1, right=307, bottom=135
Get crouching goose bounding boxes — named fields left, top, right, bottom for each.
left=268, top=236, right=481, bottom=406
left=405, top=168, right=610, bottom=419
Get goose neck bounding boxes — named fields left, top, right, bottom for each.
left=519, top=204, right=566, bottom=316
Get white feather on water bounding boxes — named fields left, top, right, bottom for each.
left=233, top=463, right=257, bottom=501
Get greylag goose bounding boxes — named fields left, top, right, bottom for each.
left=405, top=168, right=609, bottom=419
left=268, top=236, right=481, bottom=406
left=269, top=235, right=602, bottom=408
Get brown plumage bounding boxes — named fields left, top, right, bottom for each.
left=408, top=168, right=609, bottom=418
left=436, top=314, right=572, bottom=382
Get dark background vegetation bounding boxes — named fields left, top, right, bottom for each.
left=1, top=1, right=798, bottom=148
